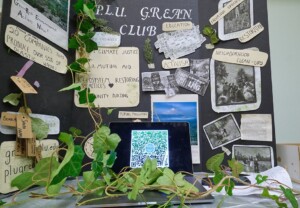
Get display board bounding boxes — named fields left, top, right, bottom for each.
left=0, top=0, right=276, bottom=193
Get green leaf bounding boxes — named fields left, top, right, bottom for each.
left=78, top=171, right=105, bottom=195
left=202, top=25, right=215, bottom=36
left=50, top=133, right=74, bottom=184
left=31, top=117, right=49, bottom=140
left=69, top=62, right=84, bottom=73
left=0, top=200, right=6, bottom=205
left=106, top=151, right=117, bottom=168
left=156, top=168, right=175, bottom=187
left=59, top=83, right=82, bottom=92
left=76, top=58, right=89, bottom=65
left=11, top=172, right=34, bottom=190
left=47, top=178, right=66, bottom=195
left=73, top=0, right=84, bottom=13
left=107, top=134, right=121, bottom=151
left=107, top=108, right=114, bottom=115
left=210, top=33, right=220, bottom=44
left=84, top=39, right=98, bottom=53
left=78, top=88, right=96, bottom=104
left=83, top=4, right=96, bottom=20
left=69, top=37, right=80, bottom=49
left=261, top=188, right=288, bottom=208
left=3, top=93, right=22, bottom=106
left=206, top=153, right=224, bottom=173
left=34, top=157, right=60, bottom=186
left=51, top=145, right=85, bottom=185
left=80, top=19, right=94, bottom=33
left=280, top=185, right=299, bottom=208
left=143, top=38, right=154, bottom=64
left=128, top=176, right=142, bottom=200
left=228, top=159, right=244, bottom=178
left=213, top=172, right=225, bottom=192
left=255, top=174, right=268, bottom=184
left=92, top=152, right=104, bottom=178
left=69, top=127, right=82, bottom=136
left=224, top=179, right=235, bottom=196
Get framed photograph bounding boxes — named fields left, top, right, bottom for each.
left=190, top=58, right=210, bottom=80
left=218, top=0, right=254, bottom=41
left=10, top=0, right=70, bottom=50
left=203, top=114, right=241, bottom=150
left=142, top=71, right=170, bottom=91
left=210, top=59, right=261, bottom=112
left=151, top=94, right=200, bottom=164
left=233, top=145, right=274, bottom=173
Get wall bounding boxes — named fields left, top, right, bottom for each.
left=268, top=0, right=300, bottom=143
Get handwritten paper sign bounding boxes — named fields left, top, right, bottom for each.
left=212, top=48, right=268, bottom=67
left=0, top=112, right=17, bottom=127
left=75, top=47, right=140, bottom=108
left=118, top=111, right=149, bottom=119
left=11, top=76, right=37, bottom=94
left=16, top=113, right=33, bottom=139
left=162, top=58, right=190, bottom=69
left=10, top=0, right=69, bottom=50
left=92, top=32, right=121, bottom=47
left=162, top=21, right=193, bottom=32
left=5, top=25, right=68, bottom=74
left=239, top=22, right=264, bottom=43
left=0, top=140, right=59, bottom=193
left=209, top=0, right=244, bottom=25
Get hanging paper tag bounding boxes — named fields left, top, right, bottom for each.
left=11, top=76, right=37, bottom=94
left=0, top=112, right=17, bottom=127
left=15, top=137, right=26, bottom=156
left=35, top=146, right=42, bottom=162
left=16, top=114, right=33, bottom=139
left=27, top=137, right=36, bottom=157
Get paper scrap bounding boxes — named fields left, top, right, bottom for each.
left=5, top=25, right=68, bottom=74
left=162, top=21, right=193, bottom=32
left=11, top=76, right=37, bottom=94
left=0, top=112, right=17, bottom=127
left=209, top=0, right=244, bottom=25
left=118, top=111, right=149, bottom=119
left=162, top=58, right=190, bottom=69
left=75, top=47, right=140, bottom=108
left=241, top=114, right=272, bottom=142
left=92, top=32, right=121, bottom=47
left=16, top=113, right=33, bottom=139
left=239, top=22, right=264, bottom=43
left=212, top=48, right=268, bottom=67
left=222, top=146, right=231, bottom=156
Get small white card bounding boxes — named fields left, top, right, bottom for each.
left=0, top=112, right=60, bottom=135
left=162, top=58, right=190, bottom=69
left=118, top=111, right=149, bottom=119
left=92, top=32, right=121, bottom=47
left=0, top=140, right=59, bottom=193
left=239, top=22, right=264, bottom=43
left=162, top=21, right=193, bottom=32
left=241, top=114, right=272, bottom=142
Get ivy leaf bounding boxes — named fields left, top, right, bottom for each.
left=106, top=151, right=117, bottom=168
left=47, top=178, right=66, bottom=195
left=206, top=153, right=224, bottom=173
left=31, top=117, right=49, bottom=140
left=107, top=108, right=114, bottom=115
left=59, top=83, right=82, bottom=92
left=73, top=0, right=84, bottom=13
left=3, top=93, right=22, bottom=106
left=83, top=4, right=96, bottom=20
left=213, top=171, right=225, bottom=192
left=11, top=172, right=34, bottom=190
left=51, top=145, right=85, bottom=185
left=84, top=39, right=98, bottom=53
left=0, top=200, right=6, bottom=205
left=128, top=176, right=142, bottom=200
left=255, top=174, right=268, bottom=184
left=92, top=152, right=104, bottom=178
left=69, top=37, right=79, bottom=49
left=76, top=58, right=89, bottom=65
left=107, top=134, right=121, bottom=151
left=69, top=127, right=82, bottom=136
left=210, top=33, right=220, bottom=44
left=224, top=179, right=235, bottom=196
left=93, top=126, right=110, bottom=153
left=50, top=133, right=74, bottom=184
left=156, top=168, right=175, bottom=186
left=228, top=159, right=244, bottom=178
left=80, top=19, right=94, bottom=33
left=78, top=171, right=105, bottom=195
left=280, top=185, right=299, bottom=208
left=69, top=62, right=84, bottom=73
left=262, top=188, right=288, bottom=208
left=78, top=88, right=96, bottom=104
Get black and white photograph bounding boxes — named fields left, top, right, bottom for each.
left=203, top=114, right=241, bottom=149
left=142, top=71, right=170, bottom=91
left=10, top=0, right=70, bottom=49
left=218, top=0, right=253, bottom=40
left=233, top=145, right=274, bottom=173
left=161, top=75, right=179, bottom=97
left=210, top=59, right=261, bottom=112
left=190, top=58, right=210, bottom=80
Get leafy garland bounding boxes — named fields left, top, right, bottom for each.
left=1, top=0, right=300, bottom=207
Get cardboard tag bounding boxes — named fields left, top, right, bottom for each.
left=92, top=32, right=121, bottom=47
left=35, top=146, right=42, bottom=162
left=239, top=22, right=264, bottom=43
left=18, top=107, right=32, bottom=114
left=15, top=137, right=26, bottom=156
left=16, top=113, right=33, bottom=139
left=118, top=111, right=149, bottom=119
left=27, top=137, right=36, bottom=157
left=209, top=0, right=244, bottom=25
left=212, top=48, right=268, bottom=67
left=162, top=21, right=193, bottom=32
left=162, top=58, right=190, bottom=69
left=11, top=76, right=37, bottom=94
left=5, top=25, right=68, bottom=73
left=0, top=112, right=17, bottom=127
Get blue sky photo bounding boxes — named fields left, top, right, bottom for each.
left=152, top=102, right=198, bottom=145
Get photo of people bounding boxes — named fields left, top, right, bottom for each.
left=233, top=145, right=274, bottom=173
left=203, top=114, right=241, bottom=149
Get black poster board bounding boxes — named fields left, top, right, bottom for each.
left=0, top=0, right=276, bottom=174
